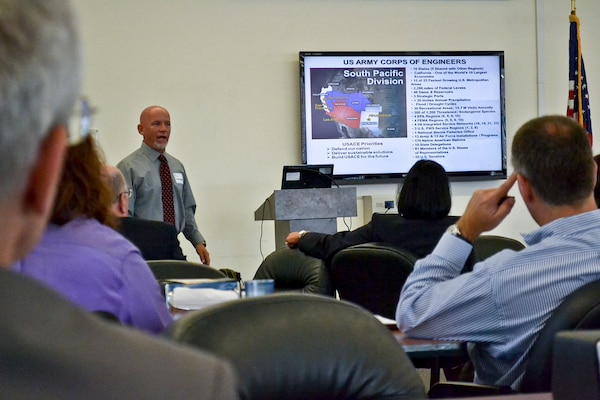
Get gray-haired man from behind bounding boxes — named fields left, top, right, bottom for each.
left=0, top=1, right=237, bottom=398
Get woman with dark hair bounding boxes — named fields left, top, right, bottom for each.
left=286, top=159, right=458, bottom=262
left=12, top=136, right=172, bottom=334
left=397, top=159, right=452, bottom=219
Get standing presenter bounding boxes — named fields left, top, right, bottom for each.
left=118, top=106, right=210, bottom=264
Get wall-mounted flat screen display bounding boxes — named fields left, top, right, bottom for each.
left=300, top=51, right=507, bottom=183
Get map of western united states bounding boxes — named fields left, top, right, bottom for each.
left=311, top=68, right=406, bottom=139
left=320, top=87, right=371, bottom=129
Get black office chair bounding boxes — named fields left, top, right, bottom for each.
left=428, top=279, right=600, bottom=398
left=253, top=247, right=333, bottom=296
left=472, top=235, right=525, bottom=263
left=164, top=293, right=426, bottom=400
left=552, top=330, right=600, bottom=400
left=328, top=243, right=417, bottom=319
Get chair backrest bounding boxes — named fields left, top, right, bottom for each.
left=329, top=243, right=417, bottom=319
left=146, top=260, right=227, bottom=281
left=520, top=279, right=600, bottom=393
left=164, top=293, right=426, bottom=400
left=552, top=330, right=600, bottom=400
left=253, top=247, right=333, bottom=296
left=472, top=235, right=525, bottom=263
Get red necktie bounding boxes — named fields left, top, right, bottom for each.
left=158, top=154, right=176, bottom=225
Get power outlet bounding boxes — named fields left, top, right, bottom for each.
left=363, top=196, right=397, bottom=223
left=374, top=200, right=395, bottom=210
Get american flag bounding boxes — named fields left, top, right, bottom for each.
left=567, top=11, right=592, bottom=145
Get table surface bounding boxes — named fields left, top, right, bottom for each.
left=451, top=394, right=552, bottom=400
left=391, top=329, right=467, bottom=358
left=390, top=331, right=554, bottom=400
left=390, top=327, right=468, bottom=387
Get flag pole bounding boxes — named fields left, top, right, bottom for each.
left=571, top=8, right=583, bottom=128
left=567, top=0, right=593, bottom=144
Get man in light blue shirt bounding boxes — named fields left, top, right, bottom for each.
left=397, top=115, right=600, bottom=390
left=117, top=106, right=210, bottom=264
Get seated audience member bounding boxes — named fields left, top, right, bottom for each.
left=286, top=159, right=459, bottom=262
left=102, top=164, right=186, bottom=260
left=12, top=136, right=173, bottom=335
left=593, top=154, right=600, bottom=208
left=397, top=115, right=600, bottom=391
left=0, top=1, right=237, bottom=397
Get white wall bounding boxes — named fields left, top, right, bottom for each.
left=72, top=0, right=600, bottom=280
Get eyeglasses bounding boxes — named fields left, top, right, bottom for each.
left=116, top=188, right=132, bottom=202
left=67, top=97, right=93, bottom=146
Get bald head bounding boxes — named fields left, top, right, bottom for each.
left=138, top=106, right=171, bottom=152
left=139, top=106, right=168, bottom=122
left=101, top=165, right=129, bottom=217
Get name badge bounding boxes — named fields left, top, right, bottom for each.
left=173, top=172, right=184, bottom=184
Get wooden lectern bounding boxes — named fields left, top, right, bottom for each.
left=255, top=187, right=357, bottom=248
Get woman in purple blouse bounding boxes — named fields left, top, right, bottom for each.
left=12, top=136, right=172, bottom=334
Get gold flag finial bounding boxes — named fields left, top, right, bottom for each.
left=571, top=0, right=576, bottom=14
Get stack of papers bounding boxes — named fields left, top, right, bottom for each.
left=374, top=314, right=397, bottom=327
left=170, top=287, right=239, bottom=310
left=164, top=279, right=240, bottom=311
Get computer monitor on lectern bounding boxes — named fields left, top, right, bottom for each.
left=281, top=164, right=334, bottom=190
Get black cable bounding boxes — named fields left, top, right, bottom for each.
left=258, top=197, right=272, bottom=261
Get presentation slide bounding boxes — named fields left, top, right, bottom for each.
left=301, top=52, right=505, bottom=179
